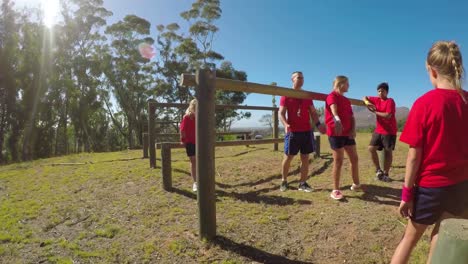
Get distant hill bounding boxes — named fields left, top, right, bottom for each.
left=353, top=105, right=409, bottom=128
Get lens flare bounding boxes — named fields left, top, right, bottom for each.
left=138, top=43, right=156, bottom=60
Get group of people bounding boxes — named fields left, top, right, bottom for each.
left=179, top=40, right=468, bottom=263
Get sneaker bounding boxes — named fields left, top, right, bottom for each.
left=298, top=182, right=314, bottom=192
left=350, top=183, right=363, bottom=192
left=382, top=173, right=392, bottom=182
left=280, top=181, right=288, bottom=192
left=375, top=169, right=384, bottom=180
left=330, top=190, right=344, bottom=200
left=192, top=182, right=198, bottom=192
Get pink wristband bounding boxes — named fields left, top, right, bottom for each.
left=401, top=185, right=414, bottom=202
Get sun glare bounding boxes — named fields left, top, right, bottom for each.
left=41, top=0, right=60, bottom=27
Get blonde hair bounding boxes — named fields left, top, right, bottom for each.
left=427, top=41, right=466, bottom=102
left=332, top=75, right=348, bottom=91
left=185, top=99, right=197, bottom=116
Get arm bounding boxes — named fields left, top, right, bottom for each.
left=279, top=105, right=290, bottom=133
left=374, top=111, right=393, bottom=119
left=309, top=105, right=326, bottom=134
left=330, top=104, right=342, bottom=136
left=180, top=115, right=186, bottom=145
left=399, top=147, right=422, bottom=218
left=350, top=115, right=356, bottom=139
left=363, top=96, right=376, bottom=112
left=375, top=99, right=395, bottom=119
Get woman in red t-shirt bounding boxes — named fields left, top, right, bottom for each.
left=180, top=99, right=197, bottom=192
left=391, top=41, right=468, bottom=263
left=325, top=76, right=363, bottom=200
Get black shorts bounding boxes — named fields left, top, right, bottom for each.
left=185, top=143, right=195, bottom=157
left=412, top=180, right=468, bottom=225
left=328, top=136, right=356, bottom=150
left=369, top=132, right=396, bottom=151
left=284, top=131, right=315, bottom=155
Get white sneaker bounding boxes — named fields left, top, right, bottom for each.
left=350, top=183, right=363, bottom=192
left=192, top=182, right=198, bottom=192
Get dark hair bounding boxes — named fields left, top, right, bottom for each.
left=377, top=82, right=389, bottom=92
left=291, top=71, right=303, bottom=76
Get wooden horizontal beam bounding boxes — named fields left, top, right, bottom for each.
left=180, top=73, right=365, bottom=106
left=149, top=102, right=278, bottom=111
left=158, top=138, right=284, bottom=149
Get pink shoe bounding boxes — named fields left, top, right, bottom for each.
left=330, top=190, right=344, bottom=200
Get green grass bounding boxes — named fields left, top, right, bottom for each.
left=0, top=133, right=435, bottom=263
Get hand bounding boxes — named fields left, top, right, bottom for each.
left=180, top=140, right=185, bottom=146
left=366, top=103, right=376, bottom=112
left=318, top=123, right=326, bottom=134
left=349, top=130, right=356, bottom=139
left=334, top=120, right=342, bottom=136
left=398, top=200, right=414, bottom=219
left=284, top=124, right=291, bottom=133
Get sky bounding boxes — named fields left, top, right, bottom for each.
left=14, top=0, right=468, bottom=127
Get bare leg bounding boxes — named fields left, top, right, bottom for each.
left=299, top=154, right=309, bottom=182
left=344, top=145, right=360, bottom=185
left=384, top=149, right=393, bottom=174
left=391, top=220, right=428, bottom=264
left=189, top=156, right=196, bottom=182
left=368, top=145, right=381, bottom=171
left=332, top=148, right=344, bottom=190
left=281, top=154, right=295, bottom=181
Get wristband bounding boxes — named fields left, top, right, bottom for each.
left=333, top=116, right=341, bottom=122
left=315, top=121, right=321, bottom=127
left=401, top=185, right=414, bottom=202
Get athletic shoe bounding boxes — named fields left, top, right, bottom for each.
left=298, top=182, right=313, bottom=192
left=350, top=183, right=364, bottom=192
left=280, top=181, right=288, bottom=192
left=192, top=182, right=198, bottom=192
left=382, top=173, right=392, bottom=182
left=330, top=190, right=344, bottom=200
left=375, top=169, right=385, bottom=181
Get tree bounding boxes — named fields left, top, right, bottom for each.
left=259, top=114, right=273, bottom=133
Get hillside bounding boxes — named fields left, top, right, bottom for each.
left=353, top=106, right=409, bottom=128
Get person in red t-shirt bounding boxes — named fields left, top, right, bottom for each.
left=279, top=71, right=326, bottom=192
left=363, top=82, right=397, bottom=182
left=180, top=99, right=197, bottom=192
left=391, top=41, right=468, bottom=264
left=325, top=76, right=363, bottom=200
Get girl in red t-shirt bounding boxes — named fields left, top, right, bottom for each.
left=325, top=76, right=363, bottom=200
left=391, top=41, right=468, bottom=263
left=180, top=99, right=197, bottom=192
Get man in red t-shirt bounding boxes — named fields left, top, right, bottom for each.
left=279, top=71, right=326, bottom=192
left=363, top=82, right=397, bottom=182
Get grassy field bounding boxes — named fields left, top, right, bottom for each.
left=0, top=133, right=434, bottom=263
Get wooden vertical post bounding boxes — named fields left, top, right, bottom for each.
left=161, top=143, right=172, bottom=191
left=148, top=99, right=156, bottom=168
left=431, top=219, right=468, bottom=264
left=273, top=109, right=279, bottom=151
left=314, top=132, right=321, bottom=158
left=196, top=69, right=216, bottom=240
left=143, top=133, right=149, bottom=158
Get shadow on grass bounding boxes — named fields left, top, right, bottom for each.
left=345, top=184, right=401, bottom=206
left=173, top=168, right=190, bottom=176
left=215, top=187, right=311, bottom=206
left=214, top=236, right=312, bottom=264
left=216, top=154, right=332, bottom=189
left=216, top=146, right=268, bottom=159
left=171, top=187, right=197, bottom=200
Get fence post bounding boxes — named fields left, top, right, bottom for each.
left=143, top=133, right=149, bottom=158
left=161, top=143, right=172, bottom=191
left=196, top=69, right=216, bottom=240
left=273, top=109, right=279, bottom=151
left=148, top=99, right=156, bottom=168
left=431, top=218, right=468, bottom=264
left=314, top=132, right=321, bottom=158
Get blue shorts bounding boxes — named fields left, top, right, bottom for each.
left=328, top=136, right=356, bottom=150
left=185, top=143, right=195, bottom=157
left=284, top=131, right=315, bottom=156
left=412, top=180, right=468, bottom=225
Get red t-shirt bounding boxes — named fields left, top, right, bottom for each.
left=325, top=91, right=353, bottom=136
left=400, top=88, right=468, bottom=188
left=279, top=96, right=313, bottom=132
left=180, top=114, right=196, bottom=144
left=368, top=96, right=397, bottom=135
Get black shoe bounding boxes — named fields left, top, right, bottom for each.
left=375, top=169, right=384, bottom=181
left=280, top=181, right=288, bottom=192
left=298, top=182, right=313, bottom=192
left=382, top=173, right=392, bottom=182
